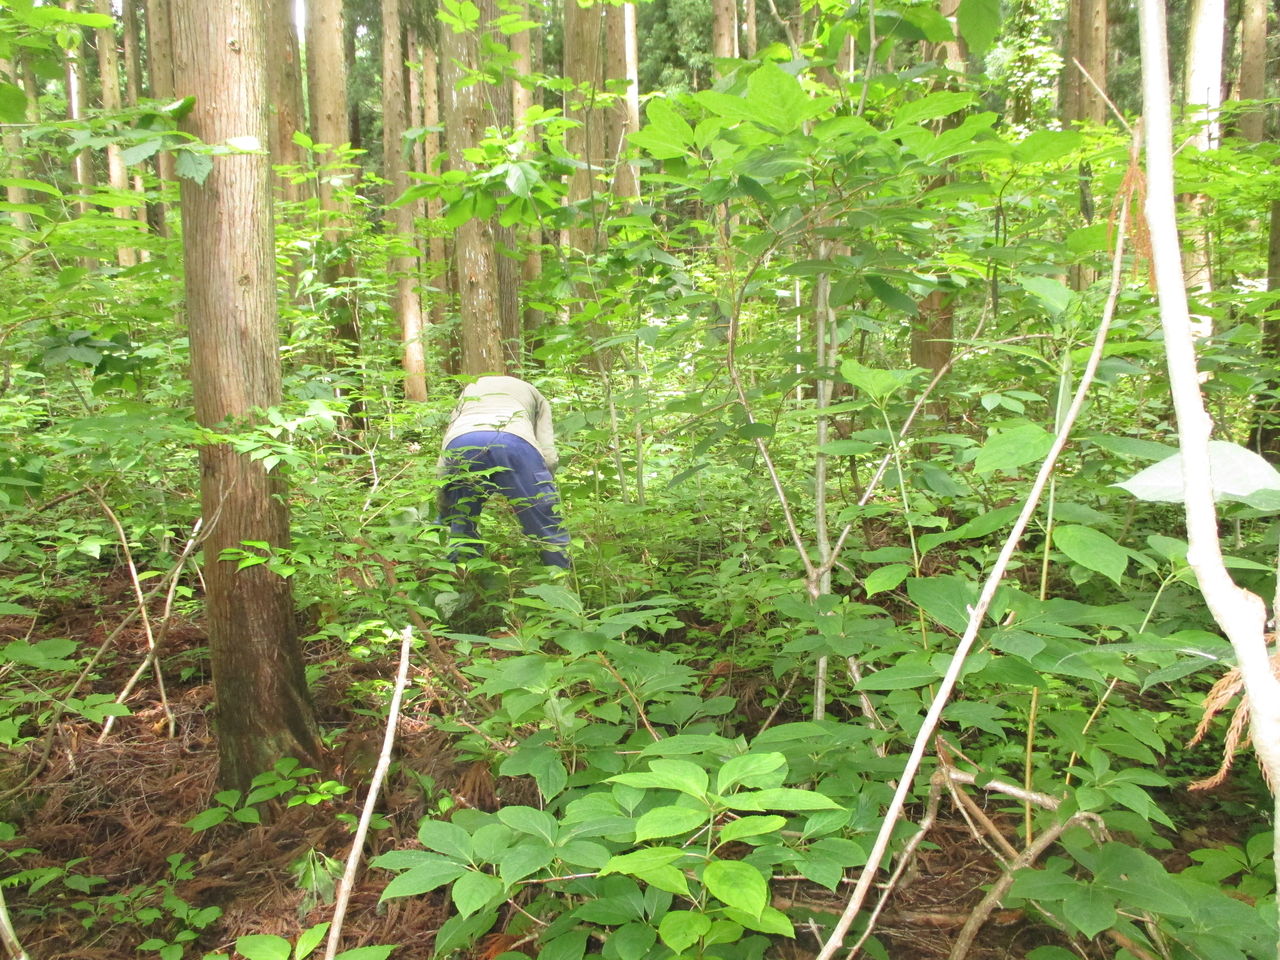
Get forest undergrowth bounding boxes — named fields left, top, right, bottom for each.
left=0, top=547, right=1266, bottom=960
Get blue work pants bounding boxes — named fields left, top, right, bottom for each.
left=439, top=431, right=570, bottom=568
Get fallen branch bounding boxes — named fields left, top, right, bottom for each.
left=324, top=625, right=416, bottom=960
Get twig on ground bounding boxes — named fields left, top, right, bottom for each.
left=324, top=625, right=416, bottom=960
left=97, top=517, right=205, bottom=742
left=946, top=810, right=1104, bottom=960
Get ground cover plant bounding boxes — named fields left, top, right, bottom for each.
left=1, top=0, right=1279, bottom=959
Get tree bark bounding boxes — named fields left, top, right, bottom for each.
left=171, top=0, right=320, bottom=790
left=563, top=0, right=605, bottom=256
left=712, top=0, right=738, bottom=60
left=511, top=7, right=543, bottom=343
left=1062, top=0, right=1107, bottom=126
left=382, top=0, right=428, bottom=399
left=266, top=0, right=307, bottom=202
left=1237, top=0, right=1266, bottom=142
left=442, top=10, right=503, bottom=375
left=145, top=0, right=176, bottom=221
left=1184, top=0, right=1225, bottom=150
left=605, top=2, right=640, bottom=201
left=120, top=0, right=151, bottom=248
left=64, top=1, right=94, bottom=218
left=0, top=58, right=32, bottom=237
left=95, top=0, right=139, bottom=266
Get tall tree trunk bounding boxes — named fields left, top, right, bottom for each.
left=441, top=10, right=503, bottom=376
left=1237, top=0, right=1266, bottom=142
left=120, top=0, right=151, bottom=250
left=1062, top=0, right=1107, bottom=126
left=743, top=0, right=757, bottom=58
left=605, top=2, right=640, bottom=201
left=0, top=58, right=32, bottom=237
left=383, top=0, right=428, bottom=399
left=64, top=1, right=94, bottom=218
left=563, top=0, right=605, bottom=256
left=712, top=0, right=738, bottom=60
left=171, top=0, right=320, bottom=791
left=95, top=0, right=139, bottom=266
left=511, top=10, right=543, bottom=345
left=1180, top=0, right=1224, bottom=331
left=266, top=0, right=307, bottom=204
left=420, top=38, right=455, bottom=370
left=145, top=0, right=176, bottom=225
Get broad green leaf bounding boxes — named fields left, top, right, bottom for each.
left=609, top=759, right=709, bottom=798
left=744, top=62, right=832, bottom=131
left=955, top=0, right=1001, bottom=56
left=634, top=805, right=708, bottom=842
left=703, top=860, right=768, bottom=917
left=499, top=840, right=555, bottom=885
left=840, top=358, right=913, bottom=402
left=415, top=818, right=473, bottom=860
left=658, top=910, right=712, bottom=954
left=863, top=563, right=911, bottom=597
left=378, top=859, right=468, bottom=900
left=715, top=752, right=786, bottom=794
left=630, top=99, right=693, bottom=159
left=604, top=922, right=656, bottom=960
left=1054, top=525, right=1127, bottom=585
left=174, top=148, right=213, bottom=186
left=332, top=949, right=395, bottom=960
left=1061, top=883, right=1116, bottom=939
left=1018, top=275, right=1074, bottom=316
left=234, top=935, right=290, bottom=960
left=497, top=806, right=558, bottom=843
left=865, top=276, right=918, bottom=316
left=857, top=653, right=940, bottom=690
left=718, top=815, right=786, bottom=843
left=1009, top=866, right=1081, bottom=901
left=500, top=746, right=568, bottom=801
left=294, top=921, right=330, bottom=959
left=538, top=930, right=588, bottom=960
left=721, top=904, right=793, bottom=936
left=907, top=575, right=979, bottom=633
left=600, top=847, right=684, bottom=875
left=640, top=734, right=739, bottom=757
left=183, top=807, right=230, bottom=832
left=723, top=788, right=842, bottom=812
left=974, top=422, right=1053, bottom=475
left=450, top=869, right=505, bottom=919
left=0, top=83, right=26, bottom=123
left=892, top=91, right=976, bottom=127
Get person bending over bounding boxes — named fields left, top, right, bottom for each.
left=437, top=375, right=570, bottom=569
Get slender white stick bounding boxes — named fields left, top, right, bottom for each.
left=815, top=182, right=1133, bottom=960
left=0, top=879, right=28, bottom=960
left=324, top=626, right=416, bottom=960
left=1137, top=1, right=1280, bottom=952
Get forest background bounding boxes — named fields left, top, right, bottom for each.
left=1, top=0, right=1279, bottom=958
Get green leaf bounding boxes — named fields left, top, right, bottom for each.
left=892, top=91, right=976, bottom=127
left=538, top=930, right=588, bottom=960
left=955, top=0, right=1001, bottom=56
left=974, top=422, right=1053, bottom=475
left=721, top=904, right=793, bottom=936
left=1061, top=883, right=1116, bottom=939
left=716, top=753, right=786, bottom=794
left=703, top=860, right=768, bottom=917
left=630, top=99, right=693, bottom=159
left=1116, top=440, right=1280, bottom=506
left=1018, top=275, right=1074, bottom=316
left=658, top=910, right=712, bottom=954
left=416, top=818, right=473, bottom=860
left=634, top=805, right=708, bottom=842
left=499, top=840, right=555, bottom=885
left=722, top=788, right=842, bottom=811
left=332, top=948, right=396, bottom=960
left=718, top=815, right=786, bottom=843
left=183, top=807, right=230, bottom=832
left=174, top=148, right=213, bottom=186
left=500, top=746, right=568, bottom=801
left=865, top=276, right=918, bottom=316
left=377, top=859, right=468, bottom=900
left=496, top=806, right=558, bottom=843
left=0, top=83, right=25, bottom=123
left=600, top=846, right=685, bottom=877
left=1008, top=867, right=1081, bottom=902
left=857, top=653, right=941, bottom=690
left=450, top=869, right=505, bottom=919
left=906, top=575, right=978, bottom=633
left=604, top=922, right=656, bottom=960
left=294, top=921, right=330, bottom=959
left=863, top=563, right=911, bottom=597
left=609, top=759, right=709, bottom=798
left=840, top=358, right=913, bottom=402
left=234, top=935, right=291, bottom=960
left=1054, top=525, right=1127, bottom=585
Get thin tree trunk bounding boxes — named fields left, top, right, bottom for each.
left=172, top=0, right=321, bottom=791
left=743, top=0, right=757, bottom=58
left=1180, top=0, right=1224, bottom=329
left=1237, top=0, right=1266, bottom=142
left=145, top=0, right=176, bottom=225
left=120, top=0, right=150, bottom=251
left=65, top=1, right=93, bottom=217
left=267, top=0, right=307, bottom=204
left=0, top=58, right=32, bottom=237
left=442, top=14, right=503, bottom=375
left=95, top=0, right=138, bottom=266
left=712, top=0, right=738, bottom=60
left=563, top=0, right=605, bottom=255
left=511, top=9, right=543, bottom=342
left=382, top=0, right=428, bottom=398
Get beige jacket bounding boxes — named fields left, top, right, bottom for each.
left=438, top=376, right=559, bottom=472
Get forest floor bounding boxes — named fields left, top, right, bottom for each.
left=0, top=581, right=1120, bottom=960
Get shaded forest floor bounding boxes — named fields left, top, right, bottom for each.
left=0, top=580, right=1155, bottom=960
